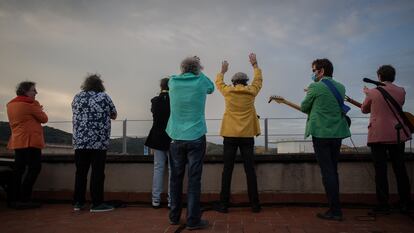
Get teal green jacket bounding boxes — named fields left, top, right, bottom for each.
left=166, top=72, right=214, bottom=140
left=301, top=77, right=351, bottom=139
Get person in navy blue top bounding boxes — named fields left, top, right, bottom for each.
left=72, top=74, right=117, bottom=212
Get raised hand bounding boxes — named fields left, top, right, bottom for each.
left=363, top=86, right=369, bottom=95
left=249, top=53, right=258, bottom=67
left=221, top=60, right=229, bottom=74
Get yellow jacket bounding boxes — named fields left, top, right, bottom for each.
left=215, top=68, right=262, bottom=137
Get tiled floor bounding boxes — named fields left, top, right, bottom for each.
left=0, top=203, right=413, bottom=233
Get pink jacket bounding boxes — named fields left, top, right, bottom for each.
left=361, top=82, right=411, bottom=144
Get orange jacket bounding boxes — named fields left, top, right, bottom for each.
left=7, top=97, right=48, bottom=149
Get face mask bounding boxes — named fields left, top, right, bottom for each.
left=311, top=73, right=317, bottom=82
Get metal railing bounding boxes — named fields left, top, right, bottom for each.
left=45, top=117, right=413, bottom=155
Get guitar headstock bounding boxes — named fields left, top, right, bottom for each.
left=269, top=95, right=285, bottom=104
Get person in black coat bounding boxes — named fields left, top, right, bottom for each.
left=145, top=78, right=171, bottom=208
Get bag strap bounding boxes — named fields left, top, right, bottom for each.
left=321, top=79, right=351, bottom=114
left=376, top=86, right=410, bottom=137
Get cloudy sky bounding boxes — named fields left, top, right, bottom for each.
left=1, top=0, right=413, bottom=144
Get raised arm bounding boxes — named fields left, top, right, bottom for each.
left=301, top=83, right=316, bottom=114
left=360, top=86, right=372, bottom=114
left=249, top=53, right=263, bottom=95
left=215, top=60, right=229, bottom=94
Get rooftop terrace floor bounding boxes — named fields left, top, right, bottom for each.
left=0, top=203, right=413, bottom=233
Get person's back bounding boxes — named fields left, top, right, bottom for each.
left=72, top=91, right=116, bottom=150
left=167, top=72, right=214, bottom=140
left=167, top=56, right=213, bottom=230
left=145, top=78, right=172, bottom=209
left=360, top=65, right=411, bottom=214
left=72, top=74, right=117, bottom=213
left=300, top=58, right=349, bottom=221
left=361, top=82, right=410, bottom=143
left=213, top=53, right=262, bottom=214
left=216, top=63, right=262, bottom=137
left=301, top=78, right=350, bottom=138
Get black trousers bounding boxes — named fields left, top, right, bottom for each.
left=370, top=143, right=411, bottom=206
left=312, top=137, right=342, bottom=215
left=11, top=148, right=42, bottom=202
left=220, top=137, right=259, bottom=206
left=73, top=149, right=107, bottom=206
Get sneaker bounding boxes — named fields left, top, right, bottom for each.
left=316, top=211, right=343, bottom=221
left=213, top=202, right=228, bottom=213
left=152, top=200, right=161, bottom=209
left=186, top=219, right=209, bottom=231
left=73, top=202, right=85, bottom=211
left=90, top=203, right=114, bottom=213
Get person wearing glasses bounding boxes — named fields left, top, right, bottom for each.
left=301, top=58, right=350, bottom=221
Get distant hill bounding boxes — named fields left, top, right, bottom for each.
left=1, top=121, right=72, bottom=145
left=0, top=121, right=224, bottom=155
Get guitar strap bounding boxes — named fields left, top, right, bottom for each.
left=321, top=79, right=351, bottom=114
left=376, top=87, right=412, bottom=137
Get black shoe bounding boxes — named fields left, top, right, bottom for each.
left=186, top=219, right=209, bottom=231
left=368, top=205, right=391, bottom=215
left=316, top=211, right=343, bottom=221
left=169, top=220, right=180, bottom=225
left=251, top=204, right=261, bottom=213
left=213, top=202, right=228, bottom=213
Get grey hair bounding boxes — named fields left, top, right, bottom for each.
left=231, top=72, right=249, bottom=82
left=180, top=57, right=202, bottom=75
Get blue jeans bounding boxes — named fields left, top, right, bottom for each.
left=152, top=149, right=171, bottom=204
left=312, top=137, right=342, bottom=215
left=169, top=135, right=206, bottom=226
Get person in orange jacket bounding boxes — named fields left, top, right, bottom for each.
left=7, top=81, right=48, bottom=209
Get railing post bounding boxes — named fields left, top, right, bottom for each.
left=122, top=119, right=127, bottom=155
left=264, top=118, right=268, bottom=152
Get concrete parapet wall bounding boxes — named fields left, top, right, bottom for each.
left=1, top=153, right=413, bottom=203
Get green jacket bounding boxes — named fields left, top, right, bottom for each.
left=301, top=77, right=351, bottom=139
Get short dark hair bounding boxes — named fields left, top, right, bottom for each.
left=81, top=74, right=105, bottom=92
left=16, top=81, right=36, bottom=96
left=312, top=58, right=334, bottom=77
left=377, top=65, right=395, bottom=82
left=160, top=77, right=169, bottom=91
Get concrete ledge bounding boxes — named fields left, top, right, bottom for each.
left=1, top=153, right=413, bottom=205
left=1, top=152, right=414, bottom=163
left=29, top=191, right=412, bottom=206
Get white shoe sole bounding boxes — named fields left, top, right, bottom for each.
left=90, top=208, right=114, bottom=213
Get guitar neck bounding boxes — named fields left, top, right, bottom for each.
left=281, top=100, right=302, bottom=112
left=346, top=96, right=362, bottom=108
